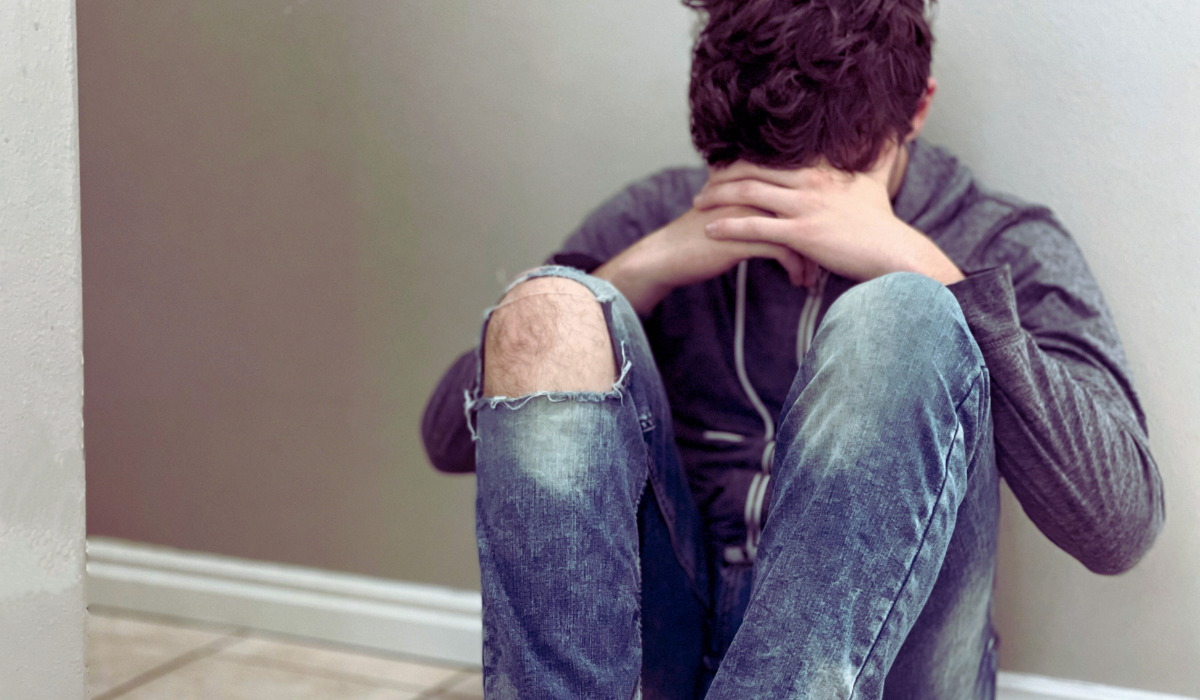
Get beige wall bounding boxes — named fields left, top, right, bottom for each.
left=80, top=1, right=696, bottom=591
left=80, top=0, right=1199, bottom=696
left=1, top=0, right=87, bottom=696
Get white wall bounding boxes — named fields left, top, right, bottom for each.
left=923, top=1, right=1200, bottom=696
left=0, top=0, right=86, bottom=697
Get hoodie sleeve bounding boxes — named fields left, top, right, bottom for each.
left=420, top=168, right=703, bottom=474
left=420, top=350, right=477, bottom=474
left=947, top=219, right=1164, bottom=575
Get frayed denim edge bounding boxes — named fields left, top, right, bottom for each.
left=464, top=340, right=633, bottom=442
left=464, top=387, right=480, bottom=442
left=463, top=265, right=625, bottom=443
left=503, top=265, right=620, bottom=305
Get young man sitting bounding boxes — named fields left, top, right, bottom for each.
left=421, top=0, right=1164, bottom=697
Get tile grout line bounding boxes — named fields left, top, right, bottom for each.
left=91, top=632, right=248, bottom=700
left=215, top=653, right=441, bottom=694
left=90, top=611, right=478, bottom=699
left=89, top=606, right=241, bottom=637
left=412, top=669, right=478, bottom=699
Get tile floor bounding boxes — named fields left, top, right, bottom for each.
left=87, top=606, right=483, bottom=700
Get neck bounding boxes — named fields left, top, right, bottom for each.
left=887, top=140, right=911, bottom=201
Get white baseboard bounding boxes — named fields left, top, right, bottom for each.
left=86, top=537, right=482, bottom=666
left=997, top=673, right=1197, bottom=700
left=86, top=537, right=1195, bottom=699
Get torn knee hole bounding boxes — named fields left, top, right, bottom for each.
left=483, top=278, right=616, bottom=396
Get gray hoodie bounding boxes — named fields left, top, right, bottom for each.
left=421, top=139, right=1164, bottom=575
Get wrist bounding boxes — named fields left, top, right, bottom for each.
left=893, top=223, right=964, bottom=285
left=933, top=263, right=966, bottom=286
left=594, top=247, right=672, bottom=317
left=916, top=242, right=965, bottom=285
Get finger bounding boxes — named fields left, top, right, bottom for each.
left=708, top=161, right=798, bottom=189
left=708, top=160, right=837, bottom=190
left=708, top=160, right=856, bottom=194
left=703, top=203, right=777, bottom=219
left=694, top=179, right=800, bottom=216
left=706, top=215, right=798, bottom=247
left=803, top=256, right=819, bottom=289
left=738, top=241, right=807, bottom=287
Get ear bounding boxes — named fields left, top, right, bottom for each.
left=905, top=77, right=937, bottom=142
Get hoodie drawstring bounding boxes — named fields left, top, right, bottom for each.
left=725, top=261, right=828, bottom=564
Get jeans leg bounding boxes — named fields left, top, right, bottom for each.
left=882, top=415, right=999, bottom=700
left=469, top=266, right=707, bottom=700
left=705, top=273, right=995, bottom=700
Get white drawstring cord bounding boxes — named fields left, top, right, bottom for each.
left=796, top=269, right=830, bottom=364
left=729, top=262, right=827, bottom=563
left=734, top=261, right=778, bottom=562
left=734, top=261, right=776, bottom=448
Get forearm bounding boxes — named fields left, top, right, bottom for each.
left=595, top=205, right=812, bottom=317
left=592, top=247, right=672, bottom=317
left=990, top=355, right=1162, bottom=574
left=949, top=267, right=1164, bottom=574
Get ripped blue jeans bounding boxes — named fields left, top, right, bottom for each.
left=467, top=266, right=1000, bottom=700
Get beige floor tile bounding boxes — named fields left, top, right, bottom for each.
left=218, top=635, right=461, bottom=690
left=442, top=672, right=483, bottom=699
left=87, top=612, right=231, bottom=698
left=116, top=655, right=420, bottom=700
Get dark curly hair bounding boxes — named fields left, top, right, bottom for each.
left=686, top=0, right=935, bottom=172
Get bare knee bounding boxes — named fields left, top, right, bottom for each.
left=483, top=277, right=616, bottom=397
